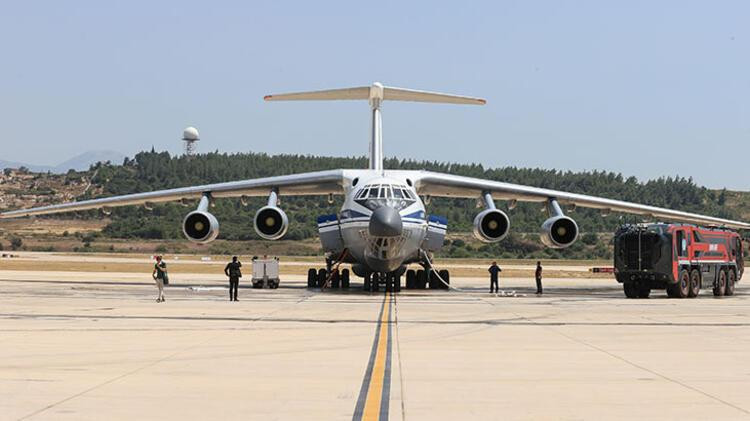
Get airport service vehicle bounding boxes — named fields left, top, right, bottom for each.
left=614, top=224, right=744, bottom=298
left=251, top=257, right=281, bottom=289
left=2, top=83, right=749, bottom=292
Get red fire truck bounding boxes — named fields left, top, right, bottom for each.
left=614, top=224, right=744, bottom=299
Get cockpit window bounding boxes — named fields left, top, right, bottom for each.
left=355, top=184, right=416, bottom=211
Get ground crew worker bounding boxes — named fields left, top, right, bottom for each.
left=225, top=256, right=242, bottom=301
left=152, top=255, right=167, bottom=303
left=535, top=261, right=543, bottom=295
left=488, top=261, right=501, bottom=293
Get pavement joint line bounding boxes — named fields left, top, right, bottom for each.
left=15, top=290, right=317, bottom=421
left=551, top=328, right=750, bottom=416
left=393, top=292, right=407, bottom=421
left=497, top=304, right=750, bottom=417
left=353, top=291, right=393, bottom=421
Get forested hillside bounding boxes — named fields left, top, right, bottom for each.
left=56, top=150, right=737, bottom=258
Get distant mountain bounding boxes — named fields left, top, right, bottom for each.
left=0, top=150, right=126, bottom=173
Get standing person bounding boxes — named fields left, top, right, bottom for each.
left=535, top=261, right=543, bottom=295
left=488, top=261, right=501, bottom=294
left=152, top=255, right=167, bottom=303
left=224, top=256, right=242, bottom=302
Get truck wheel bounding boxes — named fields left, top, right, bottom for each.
left=416, top=270, right=426, bottom=289
left=637, top=282, right=651, bottom=298
left=307, top=269, right=317, bottom=288
left=674, top=269, right=690, bottom=298
left=342, top=269, right=350, bottom=289
left=438, top=270, right=450, bottom=290
left=688, top=269, right=701, bottom=298
left=623, top=282, right=638, bottom=298
left=726, top=269, right=736, bottom=296
left=405, top=270, right=415, bottom=289
left=713, top=269, right=727, bottom=297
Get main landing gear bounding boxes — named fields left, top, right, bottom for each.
left=404, top=268, right=450, bottom=290
left=307, top=267, right=350, bottom=289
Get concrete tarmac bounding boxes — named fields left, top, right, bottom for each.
left=1, top=269, right=749, bottom=420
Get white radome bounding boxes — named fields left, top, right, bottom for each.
left=182, top=126, right=200, bottom=141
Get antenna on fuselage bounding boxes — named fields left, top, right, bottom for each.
left=264, top=82, right=486, bottom=173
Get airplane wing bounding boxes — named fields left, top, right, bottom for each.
left=0, top=169, right=345, bottom=218
left=413, top=171, right=750, bottom=230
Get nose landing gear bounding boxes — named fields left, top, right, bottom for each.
left=364, top=272, right=402, bottom=292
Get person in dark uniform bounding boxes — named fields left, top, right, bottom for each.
left=152, top=255, right=167, bottom=302
left=535, top=261, right=543, bottom=295
left=224, top=256, right=242, bottom=301
left=488, top=261, right=501, bottom=293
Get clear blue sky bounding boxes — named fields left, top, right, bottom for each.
left=1, top=1, right=748, bottom=189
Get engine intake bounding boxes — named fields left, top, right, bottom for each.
left=473, top=209, right=510, bottom=243
left=182, top=211, right=220, bottom=244
left=541, top=215, right=579, bottom=248
left=254, top=206, right=289, bottom=240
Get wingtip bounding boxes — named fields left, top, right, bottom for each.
left=478, top=99, right=487, bottom=105
left=263, top=95, right=273, bottom=101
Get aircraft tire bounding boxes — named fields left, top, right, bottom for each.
left=394, top=275, right=401, bottom=292
left=331, top=270, right=340, bottom=289
left=416, top=270, right=426, bottom=289
left=405, top=270, right=415, bottom=289
left=307, top=269, right=317, bottom=288
left=428, top=271, right=439, bottom=289
left=438, top=270, right=450, bottom=290
left=364, top=274, right=371, bottom=291
left=342, top=269, right=350, bottom=288
left=317, top=268, right=327, bottom=288
left=714, top=269, right=727, bottom=297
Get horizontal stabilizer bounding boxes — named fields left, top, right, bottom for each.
left=264, top=82, right=485, bottom=105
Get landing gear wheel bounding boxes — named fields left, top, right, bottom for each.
left=416, top=270, right=427, bottom=289
left=688, top=269, right=701, bottom=298
left=317, top=268, right=327, bottom=288
left=307, top=268, right=317, bottom=288
left=405, top=270, right=416, bottom=289
left=623, top=282, right=638, bottom=298
left=331, top=270, right=340, bottom=289
left=726, top=269, right=736, bottom=296
left=428, top=271, right=440, bottom=289
left=438, top=270, right=450, bottom=290
left=673, top=269, right=690, bottom=298
left=364, top=274, right=371, bottom=291
left=341, top=269, right=350, bottom=289
left=714, top=269, right=727, bottom=296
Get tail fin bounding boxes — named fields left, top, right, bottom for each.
left=264, top=82, right=485, bottom=171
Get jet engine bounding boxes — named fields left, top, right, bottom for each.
left=182, top=210, right=220, bottom=243
left=254, top=206, right=289, bottom=240
left=540, top=199, right=579, bottom=248
left=473, top=209, right=510, bottom=243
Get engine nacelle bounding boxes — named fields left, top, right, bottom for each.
left=540, top=215, right=579, bottom=248
left=254, top=206, right=289, bottom=240
left=472, top=209, right=510, bottom=243
left=182, top=210, right=220, bottom=244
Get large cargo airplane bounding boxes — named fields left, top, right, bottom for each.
left=2, top=83, right=748, bottom=291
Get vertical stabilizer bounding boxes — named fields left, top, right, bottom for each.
left=264, top=82, right=485, bottom=172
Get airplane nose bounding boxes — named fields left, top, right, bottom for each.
left=369, top=206, right=403, bottom=237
